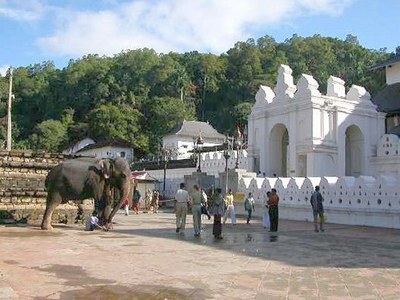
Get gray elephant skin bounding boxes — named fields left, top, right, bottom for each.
left=41, top=157, right=131, bottom=230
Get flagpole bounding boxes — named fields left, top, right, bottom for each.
left=7, top=67, right=13, bottom=151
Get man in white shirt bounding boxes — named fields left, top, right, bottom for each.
left=174, top=182, right=190, bottom=233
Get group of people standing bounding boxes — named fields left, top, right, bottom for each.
left=124, top=188, right=161, bottom=215
left=174, top=183, right=228, bottom=239
left=173, top=183, right=283, bottom=239
left=173, top=183, right=325, bottom=238
left=174, top=183, right=213, bottom=237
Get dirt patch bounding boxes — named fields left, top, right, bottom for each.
left=3, top=260, right=19, bottom=265
left=0, top=230, right=63, bottom=238
left=53, top=285, right=209, bottom=300
left=32, top=264, right=115, bottom=287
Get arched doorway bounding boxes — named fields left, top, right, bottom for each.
left=269, top=124, right=289, bottom=177
left=345, top=125, right=364, bottom=176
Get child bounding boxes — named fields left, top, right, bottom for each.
left=244, top=192, right=255, bottom=224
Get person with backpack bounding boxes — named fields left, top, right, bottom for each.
left=310, top=186, right=325, bottom=232
left=200, top=188, right=211, bottom=220
left=244, top=192, right=255, bottom=224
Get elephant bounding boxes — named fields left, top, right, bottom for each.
left=41, top=157, right=131, bottom=230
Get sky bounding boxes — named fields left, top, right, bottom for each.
left=0, top=0, right=399, bottom=76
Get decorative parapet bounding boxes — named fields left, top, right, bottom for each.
left=253, top=85, right=275, bottom=110
left=346, top=85, right=371, bottom=102
left=294, top=74, right=321, bottom=101
left=252, top=65, right=375, bottom=110
left=327, top=76, right=346, bottom=98
left=274, top=64, right=296, bottom=99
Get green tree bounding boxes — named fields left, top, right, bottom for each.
left=88, top=104, right=148, bottom=157
left=147, top=96, right=196, bottom=152
left=29, top=119, right=67, bottom=151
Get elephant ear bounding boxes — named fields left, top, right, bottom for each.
left=96, top=159, right=112, bottom=179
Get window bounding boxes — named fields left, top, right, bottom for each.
left=120, top=152, right=126, bottom=157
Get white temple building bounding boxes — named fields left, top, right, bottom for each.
left=247, top=64, right=387, bottom=178
left=163, top=120, right=226, bottom=160
left=147, top=61, right=400, bottom=228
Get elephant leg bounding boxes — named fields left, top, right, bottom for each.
left=41, top=193, right=62, bottom=230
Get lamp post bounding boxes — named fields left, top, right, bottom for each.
left=234, top=129, right=243, bottom=169
left=223, top=136, right=232, bottom=194
left=161, top=148, right=170, bottom=196
left=7, top=67, right=13, bottom=151
left=195, top=134, right=204, bottom=172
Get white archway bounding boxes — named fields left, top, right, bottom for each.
left=269, top=124, right=289, bottom=177
left=345, top=125, right=365, bottom=176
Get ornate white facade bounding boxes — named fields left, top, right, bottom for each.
left=247, top=64, right=387, bottom=178
left=148, top=64, right=400, bottom=228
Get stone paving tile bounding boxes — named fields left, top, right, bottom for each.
left=0, top=211, right=400, bottom=299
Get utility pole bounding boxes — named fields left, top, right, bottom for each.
left=201, top=75, right=207, bottom=121
left=7, top=67, right=13, bottom=151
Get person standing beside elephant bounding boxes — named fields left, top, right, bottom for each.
left=123, top=197, right=129, bottom=216
left=132, top=188, right=141, bottom=214
left=174, top=183, right=190, bottom=233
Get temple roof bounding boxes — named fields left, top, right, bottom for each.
left=370, top=55, right=400, bottom=70
left=371, top=82, right=400, bottom=113
left=388, top=124, right=400, bottom=136
left=76, top=138, right=131, bottom=153
left=164, top=120, right=225, bottom=140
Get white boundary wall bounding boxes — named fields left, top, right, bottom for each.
left=237, top=175, right=400, bottom=229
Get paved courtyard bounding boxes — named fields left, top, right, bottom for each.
left=0, top=210, right=400, bottom=299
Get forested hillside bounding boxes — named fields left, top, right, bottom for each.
left=0, top=34, right=394, bottom=158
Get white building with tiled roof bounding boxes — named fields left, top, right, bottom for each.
left=63, top=138, right=134, bottom=162
left=163, top=120, right=226, bottom=159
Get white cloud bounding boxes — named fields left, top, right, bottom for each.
left=0, top=0, right=47, bottom=21
left=37, top=0, right=355, bottom=57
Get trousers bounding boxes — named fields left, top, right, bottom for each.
left=175, top=202, right=188, bottom=230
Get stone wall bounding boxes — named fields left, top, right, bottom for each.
left=0, top=151, right=93, bottom=226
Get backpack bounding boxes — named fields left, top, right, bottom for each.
left=244, top=198, right=252, bottom=210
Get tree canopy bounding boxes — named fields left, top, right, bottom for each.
left=0, top=34, right=393, bottom=158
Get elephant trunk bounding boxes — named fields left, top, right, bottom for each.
left=107, top=179, right=130, bottom=224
